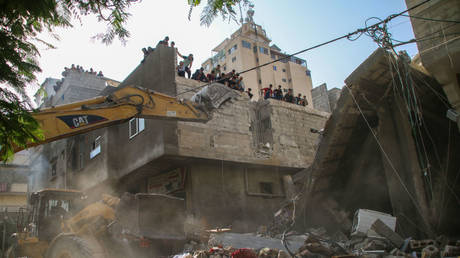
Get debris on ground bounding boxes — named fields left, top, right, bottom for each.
left=173, top=208, right=460, bottom=257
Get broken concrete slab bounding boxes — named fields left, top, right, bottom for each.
left=371, top=219, right=404, bottom=248
left=208, top=232, right=305, bottom=253
left=351, top=209, right=397, bottom=238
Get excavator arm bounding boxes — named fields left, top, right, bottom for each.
left=25, top=85, right=209, bottom=150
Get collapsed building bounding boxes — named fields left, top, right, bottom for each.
left=27, top=45, right=328, bottom=233
left=300, top=48, right=460, bottom=239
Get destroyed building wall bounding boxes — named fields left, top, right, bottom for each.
left=311, top=83, right=331, bottom=113
left=186, top=161, right=293, bottom=232
left=405, top=0, right=460, bottom=130
left=311, top=83, right=342, bottom=113
left=327, top=87, right=342, bottom=111
left=175, top=80, right=328, bottom=168
left=304, top=48, right=460, bottom=238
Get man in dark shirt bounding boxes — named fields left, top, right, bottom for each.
left=296, top=93, right=303, bottom=105
left=283, top=89, right=295, bottom=103
left=274, top=85, right=283, bottom=100
left=192, top=68, right=207, bottom=82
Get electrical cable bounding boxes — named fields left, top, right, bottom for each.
left=401, top=14, right=460, bottom=24
left=175, top=0, right=433, bottom=97
left=391, top=23, right=460, bottom=47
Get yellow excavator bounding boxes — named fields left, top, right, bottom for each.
left=5, top=83, right=236, bottom=258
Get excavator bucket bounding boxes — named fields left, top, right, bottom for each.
left=116, top=193, right=186, bottom=240
left=191, top=83, right=239, bottom=113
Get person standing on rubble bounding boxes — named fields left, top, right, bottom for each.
left=177, top=53, right=194, bottom=79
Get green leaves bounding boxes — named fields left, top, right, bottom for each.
left=0, top=88, right=44, bottom=162
left=188, top=0, right=251, bottom=27
left=0, top=0, right=139, bottom=161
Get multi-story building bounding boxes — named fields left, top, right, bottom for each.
left=201, top=22, right=314, bottom=106
left=28, top=45, right=329, bottom=233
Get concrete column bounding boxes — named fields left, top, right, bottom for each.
left=377, top=99, right=434, bottom=238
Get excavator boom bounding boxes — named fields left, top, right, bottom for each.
left=24, top=85, right=210, bottom=150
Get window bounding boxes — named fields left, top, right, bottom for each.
left=79, top=153, right=84, bottom=170
left=90, top=136, right=101, bottom=159
left=51, top=163, right=57, bottom=177
left=258, top=79, right=262, bottom=84
left=260, top=182, right=274, bottom=194
left=228, top=44, right=237, bottom=54
left=50, top=160, right=57, bottom=179
left=273, top=66, right=277, bottom=71
left=259, top=46, right=268, bottom=55
left=282, top=78, right=287, bottom=82
left=306, top=70, right=311, bottom=76
left=288, top=78, right=292, bottom=82
left=220, top=55, right=226, bottom=62
left=242, top=40, right=251, bottom=49
left=253, top=46, right=257, bottom=53
left=232, top=57, right=237, bottom=63
left=282, top=68, right=286, bottom=72
left=256, top=58, right=259, bottom=62
left=271, top=53, right=276, bottom=60
left=129, top=118, right=145, bottom=139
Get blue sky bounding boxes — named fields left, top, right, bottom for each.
left=32, top=0, right=418, bottom=97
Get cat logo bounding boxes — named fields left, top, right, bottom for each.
left=72, top=116, right=89, bottom=128
left=57, top=115, right=108, bottom=129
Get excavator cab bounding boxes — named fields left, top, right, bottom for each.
left=6, top=189, right=85, bottom=258
left=28, top=189, right=85, bottom=241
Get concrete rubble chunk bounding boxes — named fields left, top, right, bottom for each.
left=208, top=232, right=306, bottom=254
left=191, top=83, right=239, bottom=111
left=351, top=209, right=396, bottom=238
left=371, top=219, right=404, bottom=248
left=421, top=245, right=439, bottom=258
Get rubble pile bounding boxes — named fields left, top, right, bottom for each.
left=173, top=209, right=460, bottom=258
left=174, top=230, right=460, bottom=258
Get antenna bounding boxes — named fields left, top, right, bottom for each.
left=238, top=2, right=243, bottom=24
left=246, top=4, right=255, bottom=24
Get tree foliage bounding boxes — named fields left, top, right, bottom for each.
left=0, top=0, right=138, bottom=161
left=0, top=0, right=243, bottom=161
left=188, top=0, right=252, bottom=27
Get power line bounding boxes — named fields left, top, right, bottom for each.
left=175, top=0, right=433, bottom=97
left=402, top=14, right=460, bottom=24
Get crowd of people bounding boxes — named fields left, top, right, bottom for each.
left=142, top=37, right=307, bottom=106
left=189, top=65, right=245, bottom=92
left=261, top=84, right=308, bottom=106
left=63, top=64, right=104, bottom=77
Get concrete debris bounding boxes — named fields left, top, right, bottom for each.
left=351, top=209, right=396, bottom=238
left=371, top=219, right=404, bottom=248
left=421, top=245, right=438, bottom=258
left=208, top=232, right=306, bottom=253
left=172, top=210, right=459, bottom=258
left=191, top=83, right=239, bottom=112
left=442, top=245, right=460, bottom=257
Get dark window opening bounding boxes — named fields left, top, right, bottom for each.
left=260, top=182, right=274, bottom=194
